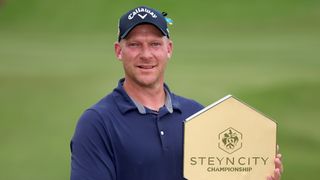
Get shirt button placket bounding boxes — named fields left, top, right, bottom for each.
left=155, top=113, right=168, bottom=150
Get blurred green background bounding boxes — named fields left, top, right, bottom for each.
left=0, top=0, right=319, bottom=179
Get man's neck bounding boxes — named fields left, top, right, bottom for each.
left=123, top=80, right=166, bottom=111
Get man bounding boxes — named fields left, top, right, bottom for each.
left=70, top=6, right=283, bottom=180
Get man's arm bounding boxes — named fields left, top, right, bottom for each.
left=70, top=109, right=116, bottom=180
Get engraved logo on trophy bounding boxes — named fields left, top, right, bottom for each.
left=218, top=127, right=242, bottom=154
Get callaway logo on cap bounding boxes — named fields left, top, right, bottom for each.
left=117, top=6, right=169, bottom=42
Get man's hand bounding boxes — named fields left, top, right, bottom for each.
left=267, top=145, right=283, bottom=180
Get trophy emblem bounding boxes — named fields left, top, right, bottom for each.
left=219, top=127, right=242, bottom=154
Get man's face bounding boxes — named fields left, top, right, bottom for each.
left=115, top=24, right=173, bottom=88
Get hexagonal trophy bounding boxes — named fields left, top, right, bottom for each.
left=184, top=95, right=277, bottom=180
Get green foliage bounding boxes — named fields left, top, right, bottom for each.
left=0, top=0, right=320, bottom=180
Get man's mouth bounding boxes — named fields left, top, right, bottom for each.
left=137, top=65, right=156, bottom=69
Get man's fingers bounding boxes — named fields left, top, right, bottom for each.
left=276, top=153, right=282, bottom=161
left=275, top=155, right=283, bottom=173
left=267, top=176, right=273, bottom=180
left=274, top=168, right=281, bottom=180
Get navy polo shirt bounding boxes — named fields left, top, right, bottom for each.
left=70, top=79, right=204, bottom=180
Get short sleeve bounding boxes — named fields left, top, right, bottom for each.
left=70, top=109, right=116, bottom=180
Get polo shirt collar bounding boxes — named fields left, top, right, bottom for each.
left=113, top=79, right=179, bottom=114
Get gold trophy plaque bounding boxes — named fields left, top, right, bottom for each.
left=184, top=95, right=277, bottom=180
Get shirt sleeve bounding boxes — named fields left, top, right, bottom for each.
left=70, top=109, right=116, bottom=180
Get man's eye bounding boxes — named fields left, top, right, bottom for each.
left=128, top=43, right=139, bottom=47
left=151, top=42, right=161, bottom=47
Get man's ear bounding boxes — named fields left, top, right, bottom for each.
left=114, top=42, right=122, bottom=60
left=167, top=40, right=173, bottom=59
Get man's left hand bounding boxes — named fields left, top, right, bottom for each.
left=267, top=145, right=283, bottom=180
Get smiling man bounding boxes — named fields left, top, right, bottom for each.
left=70, top=6, right=282, bottom=180
left=114, top=23, right=173, bottom=109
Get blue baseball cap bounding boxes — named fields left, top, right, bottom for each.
left=118, top=6, right=169, bottom=42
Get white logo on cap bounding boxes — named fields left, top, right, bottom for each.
left=138, top=14, right=147, bottom=19
left=128, top=7, right=157, bottom=20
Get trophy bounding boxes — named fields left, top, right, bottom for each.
left=184, top=95, right=277, bottom=180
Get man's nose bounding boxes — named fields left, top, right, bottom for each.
left=140, top=46, right=153, bottom=59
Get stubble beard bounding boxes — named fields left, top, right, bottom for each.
left=124, top=66, right=165, bottom=90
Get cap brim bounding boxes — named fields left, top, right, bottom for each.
left=120, top=20, right=168, bottom=41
